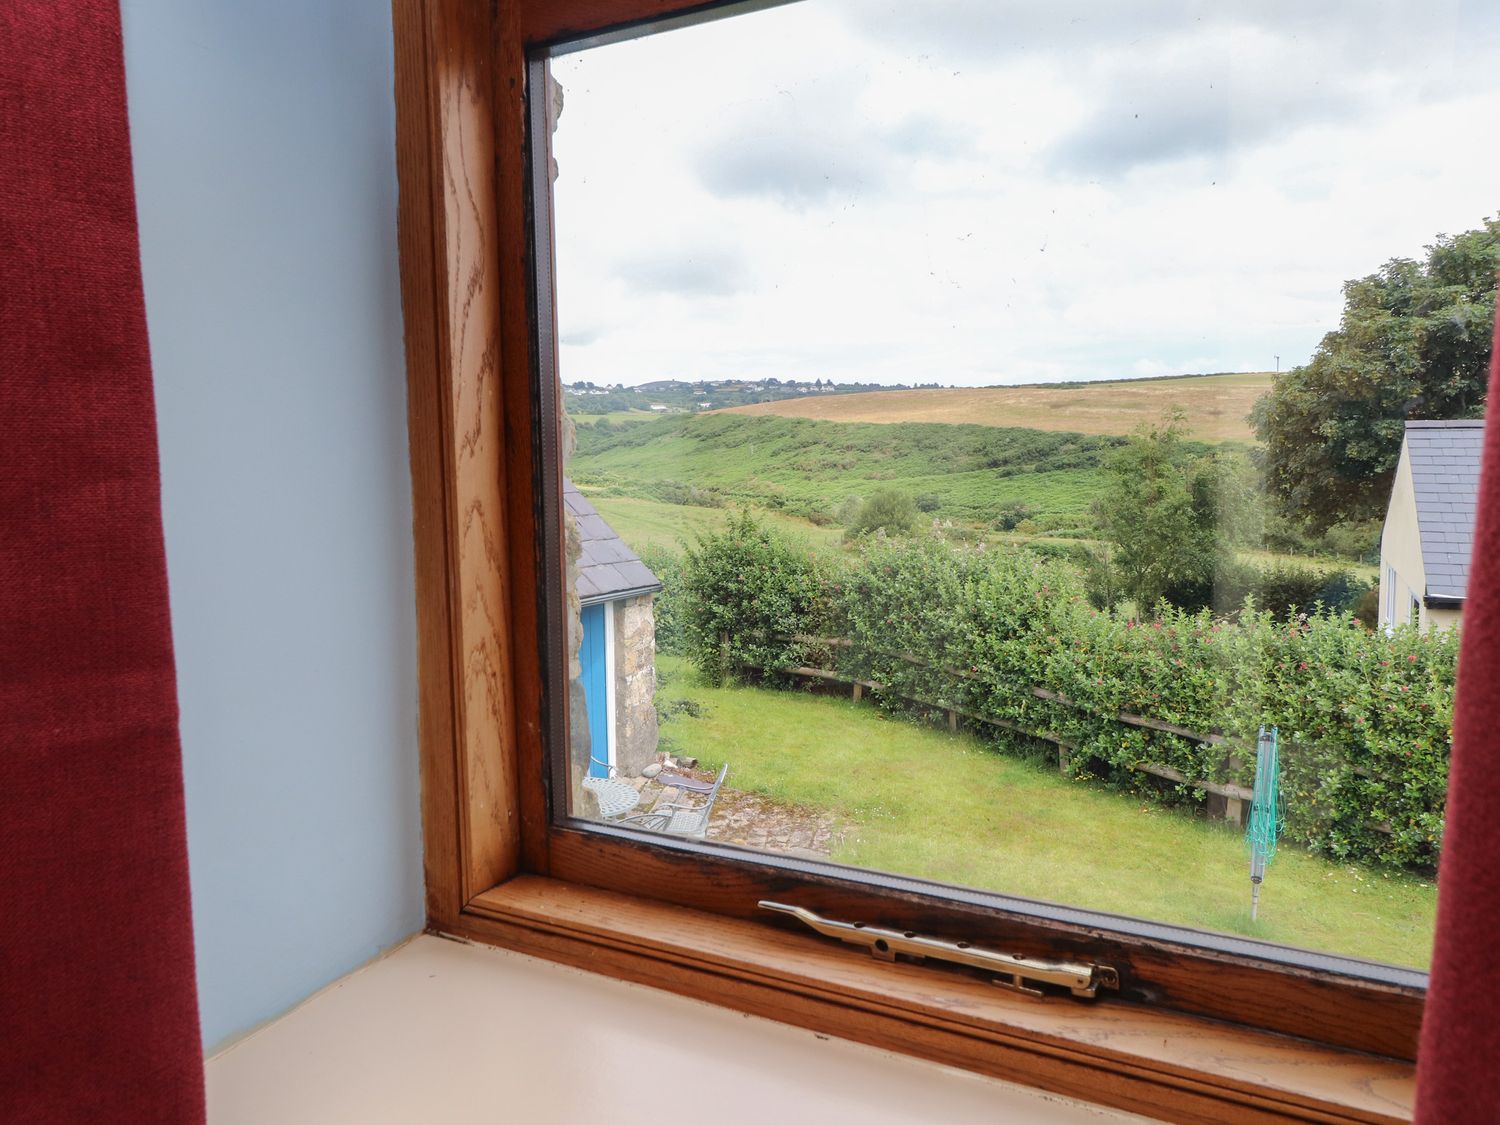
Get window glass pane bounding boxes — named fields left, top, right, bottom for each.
left=548, top=0, right=1497, bottom=971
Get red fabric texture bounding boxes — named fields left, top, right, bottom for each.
left=1, top=3, right=205, bottom=1122
left=1416, top=313, right=1500, bottom=1121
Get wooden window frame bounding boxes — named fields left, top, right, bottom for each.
left=391, top=2, right=1422, bottom=1120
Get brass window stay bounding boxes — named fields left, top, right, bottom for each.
left=760, top=902, right=1120, bottom=1000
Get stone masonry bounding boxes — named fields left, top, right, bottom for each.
left=612, top=594, right=659, bottom=776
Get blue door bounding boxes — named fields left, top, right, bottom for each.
left=580, top=603, right=610, bottom=777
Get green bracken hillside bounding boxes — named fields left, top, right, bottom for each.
left=570, top=413, right=1200, bottom=528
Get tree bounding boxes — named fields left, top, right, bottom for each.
left=1252, top=216, right=1498, bottom=531
left=1190, top=446, right=1263, bottom=549
left=1092, top=415, right=1257, bottom=612
left=844, top=489, right=919, bottom=541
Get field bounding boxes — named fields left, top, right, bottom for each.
left=656, top=656, right=1435, bottom=968
left=564, top=375, right=1373, bottom=586
left=720, top=372, right=1275, bottom=444
left=569, top=413, right=1133, bottom=528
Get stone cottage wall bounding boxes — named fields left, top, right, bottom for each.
left=613, top=594, right=659, bottom=776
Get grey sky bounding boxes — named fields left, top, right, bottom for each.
left=550, top=0, right=1500, bottom=387
left=616, top=243, right=752, bottom=297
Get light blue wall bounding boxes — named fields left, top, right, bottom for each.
left=120, top=0, right=424, bottom=1051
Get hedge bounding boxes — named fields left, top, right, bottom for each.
left=679, top=522, right=1456, bottom=870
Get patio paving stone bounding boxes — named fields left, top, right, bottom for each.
left=628, top=763, right=844, bottom=859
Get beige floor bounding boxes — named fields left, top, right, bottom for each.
left=207, top=934, right=1145, bottom=1124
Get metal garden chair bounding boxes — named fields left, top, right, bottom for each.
left=622, top=763, right=729, bottom=840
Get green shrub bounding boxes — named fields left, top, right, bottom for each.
left=1247, top=562, right=1331, bottom=615
left=1214, top=562, right=1372, bottom=618
left=1262, top=513, right=1309, bottom=554
left=844, top=489, right=919, bottom=541
left=1092, top=419, right=1225, bottom=612
left=1023, top=540, right=1091, bottom=566
left=1320, top=519, right=1383, bottom=564
left=933, top=521, right=983, bottom=544
left=835, top=496, right=863, bottom=526
left=681, top=511, right=832, bottom=684
left=1315, top=570, right=1375, bottom=615
left=637, top=544, right=684, bottom=655
left=688, top=530, right=1456, bottom=869
left=993, top=501, right=1035, bottom=530
left=1085, top=555, right=1374, bottom=621
left=652, top=479, right=726, bottom=508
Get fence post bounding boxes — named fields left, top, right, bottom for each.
left=1224, top=795, right=1245, bottom=828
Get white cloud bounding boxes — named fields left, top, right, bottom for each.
left=548, top=0, right=1500, bottom=388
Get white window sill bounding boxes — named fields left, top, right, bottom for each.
left=206, top=934, right=1144, bottom=1124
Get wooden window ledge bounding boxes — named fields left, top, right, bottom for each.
left=458, top=877, right=1415, bottom=1125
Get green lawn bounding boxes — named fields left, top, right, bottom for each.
left=655, top=656, right=1436, bottom=969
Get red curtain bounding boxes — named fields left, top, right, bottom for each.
left=0, top=3, right=205, bottom=1121
left=1416, top=314, right=1500, bottom=1120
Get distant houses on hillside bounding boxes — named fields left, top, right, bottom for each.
left=560, top=376, right=911, bottom=415
left=1379, top=420, right=1483, bottom=633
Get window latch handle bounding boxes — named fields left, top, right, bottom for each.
left=759, top=901, right=1119, bottom=999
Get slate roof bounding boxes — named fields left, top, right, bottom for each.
left=564, top=479, right=662, bottom=606
left=1406, top=420, right=1485, bottom=604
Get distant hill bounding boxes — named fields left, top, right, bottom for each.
left=569, top=413, right=1170, bottom=529
left=717, top=372, right=1274, bottom=444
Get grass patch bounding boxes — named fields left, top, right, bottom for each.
left=571, top=409, right=660, bottom=426
left=1240, top=548, right=1379, bottom=583
left=587, top=494, right=844, bottom=554
left=656, top=655, right=1435, bottom=969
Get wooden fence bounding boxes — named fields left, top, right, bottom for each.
left=774, top=633, right=1260, bottom=824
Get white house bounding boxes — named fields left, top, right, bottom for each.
left=1378, top=420, right=1484, bottom=632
